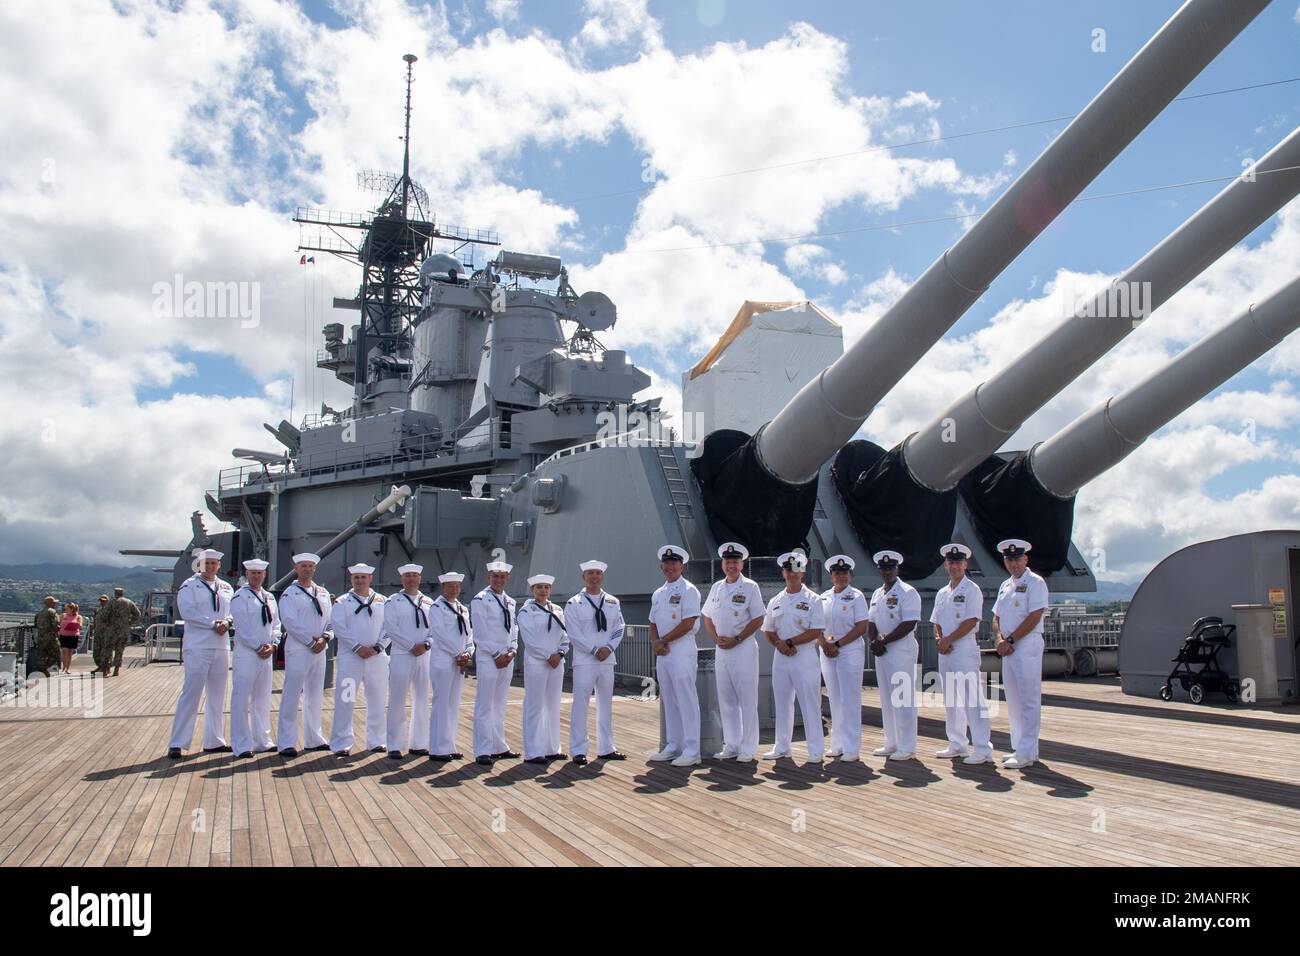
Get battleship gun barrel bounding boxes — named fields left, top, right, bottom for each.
left=754, top=0, right=1268, bottom=486
left=271, top=484, right=412, bottom=590
left=905, top=124, right=1300, bottom=492
left=1031, top=274, right=1300, bottom=497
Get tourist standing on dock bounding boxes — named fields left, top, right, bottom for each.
left=993, top=539, right=1049, bottom=770
left=276, top=553, right=332, bottom=757
left=167, top=549, right=234, bottom=759
left=566, top=559, right=626, bottom=766
left=57, top=602, right=83, bottom=674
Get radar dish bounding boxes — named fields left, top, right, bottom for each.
left=576, top=291, right=616, bottom=332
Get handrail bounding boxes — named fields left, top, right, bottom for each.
left=144, top=623, right=183, bottom=665
left=539, top=431, right=696, bottom=467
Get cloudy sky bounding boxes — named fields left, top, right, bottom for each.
left=2, top=0, right=1298, bottom=580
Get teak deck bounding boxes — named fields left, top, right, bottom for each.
left=2, top=648, right=1297, bottom=867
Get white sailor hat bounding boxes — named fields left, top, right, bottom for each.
left=873, top=550, right=904, bottom=568
left=777, top=550, right=808, bottom=572
left=824, top=554, right=855, bottom=573
left=292, top=552, right=321, bottom=564
left=485, top=561, right=512, bottom=574
left=657, top=545, right=689, bottom=563
left=996, top=538, right=1032, bottom=557
left=527, top=574, right=555, bottom=587
left=347, top=563, right=376, bottom=575
left=717, top=542, right=749, bottom=561
left=940, top=543, right=972, bottom=561
left=397, top=563, right=423, bottom=575
left=437, top=572, right=464, bottom=584
left=242, top=559, right=269, bottom=571
left=199, top=548, right=223, bottom=560
left=579, top=559, right=608, bottom=574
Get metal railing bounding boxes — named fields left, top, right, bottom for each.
left=614, top=625, right=655, bottom=687
left=144, top=623, right=183, bottom=664
left=540, top=431, right=697, bottom=467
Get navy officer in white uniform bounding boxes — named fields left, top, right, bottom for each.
left=566, top=559, right=626, bottom=766
left=385, top=563, right=433, bottom=759
left=329, top=563, right=389, bottom=756
left=818, top=554, right=870, bottom=761
left=867, top=550, right=921, bottom=761
left=762, top=550, right=826, bottom=764
left=700, top=542, right=764, bottom=762
left=647, top=545, right=702, bottom=768
left=229, top=558, right=280, bottom=758
left=276, top=552, right=332, bottom=757
left=993, top=539, right=1050, bottom=769
left=167, top=548, right=235, bottom=758
left=470, top=560, right=518, bottom=765
left=930, top=543, right=993, bottom=764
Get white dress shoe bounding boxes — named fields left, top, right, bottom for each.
left=670, top=754, right=701, bottom=767
left=735, top=752, right=756, bottom=763
left=962, top=753, right=993, bottom=765
left=647, top=750, right=679, bottom=762
left=713, top=749, right=738, bottom=760
left=825, top=749, right=844, bottom=758
left=872, top=746, right=897, bottom=757
left=762, top=749, right=790, bottom=760
left=886, top=751, right=916, bottom=761
left=1003, top=756, right=1035, bottom=769
left=934, top=745, right=969, bottom=758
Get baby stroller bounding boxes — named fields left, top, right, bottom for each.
left=1159, top=616, right=1240, bottom=704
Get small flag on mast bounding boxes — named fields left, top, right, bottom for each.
left=299, top=255, right=315, bottom=265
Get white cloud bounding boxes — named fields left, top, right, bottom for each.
left=487, top=0, right=521, bottom=24
left=576, top=0, right=663, bottom=52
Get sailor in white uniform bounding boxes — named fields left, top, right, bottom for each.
left=818, top=555, right=869, bottom=761
left=647, top=546, right=702, bottom=767
left=427, top=572, right=474, bottom=762
left=167, top=548, right=235, bottom=758
left=384, top=563, right=434, bottom=758
left=566, top=559, right=626, bottom=766
left=700, top=542, right=764, bottom=761
left=993, top=538, right=1050, bottom=769
left=519, top=574, right=569, bottom=765
left=867, top=550, right=921, bottom=760
left=229, top=559, right=280, bottom=758
left=276, top=552, right=332, bottom=756
left=762, top=550, right=826, bottom=763
left=329, top=563, right=389, bottom=755
left=470, top=561, right=519, bottom=765
left=931, top=543, right=993, bottom=764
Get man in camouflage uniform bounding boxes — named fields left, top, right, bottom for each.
left=33, top=596, right=61, bottom=676
left=91, top=594, right=112, bottom=672
left=97, top=587, right=140, bottom=677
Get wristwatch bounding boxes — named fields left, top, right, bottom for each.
left=1005, top=635, right=1016, bottom=646
left=784, top=639, right=794, bottom=650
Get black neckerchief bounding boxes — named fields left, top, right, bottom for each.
left=439, top=597, right=467, bottom=635
left=295, top=582, right=322, bottom=616
left=402, top=592, right=428, bottom=629
left=488, top=590, right=511, bottom=630
left=199, top=577, right=219, bottom=611
left=533, top=600, right=566, bottom=632
left=247, top=587, right=272, bottom=626
left=583, top=592, right=608, bottom=632
left=353, top=592, right=375, bottom=616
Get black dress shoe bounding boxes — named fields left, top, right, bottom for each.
left=449, top=752, right=464, bottom=760
left=371, top=746, right=386, bottom=754
left=476, top=755, right=494, bottom=766
left=236, top=751, right=254, bottom=759
left=307, top=744, right=331, bottom=752
left=572, top=755, right=588, bottom=766
left=203, top=745, right=233, bottom=753
left=597, top=751, right=627, bottom=761
left=524, top=757, right=548, bottom=765
left=167, top=748, right=182, bottom=760
left=493, top=750, right=521, bottom=760
left=278, top=748, right=299, bottom=758
left=410, top=748, right=428, bottom=756
left=428, top=754, right=453, bottom=762
left=333, top=750, right=350, bottom=758
left=545, top=753, right=568, bottom=761
left=387, top=751, right=403, bottom=760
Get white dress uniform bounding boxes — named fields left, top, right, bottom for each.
left=277, top=579, right=332, bottom=751
left=565, top=588, right=625, bottom=757
left=764, top=585, right=826, bottom=759
left=329, top=590, right=390, bottom=752
left=168, top=572, right=234, bottom=751
left=228, top=583, right=280, bottom=755
left=702, top=576, right=765, bottom=758
left=518, top=598, right=569, bottom=760
left=385, top=590, right=434, bottom=753
left=994, top=567, right=1050, bottom=762
left=931, top=574, right=992, bottom=758
left=868, top=578, right=922, bottom=756
left=649, top=576, right=702, bottom=761
left=428, top=593, right=474, bottom=756
left=819, top=585, right=869, bottom=759
left=470, top=586, right=518, bottom=757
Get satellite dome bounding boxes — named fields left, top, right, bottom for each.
left=420, top=253, right=464, bottom=283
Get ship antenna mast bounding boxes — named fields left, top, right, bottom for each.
left=400, top=53, right=416, bottom=212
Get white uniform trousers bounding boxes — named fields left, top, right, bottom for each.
left=772, top=650, right=824, bottom=759
left=428, top=657, right=467, bottom=755
left=472, top=654, right=515, bottom=757
left=939, top=637, right=993, bottom=757
left=278, top=639, right=327, bottom=750
left=876, top=634, right=918, bottom=754
left=230, top=645, right=274, bottom=754
left=714, top=639, right=759, bottom=756
left=820, top=641, right=865, bottom=757
left=1002, top=633, right=1044, bottom=760
left=522, top=655, right=565, bottom=760
left=330, top=651, right=390, bottom=752
left=657, top=647, right=700, bottom=759
left=386, top=652, right=431, bottom=753
left=167, top=645, right=230, bottom=751
left=569, top=662, right=615, bottom=757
